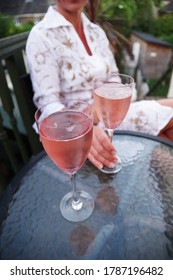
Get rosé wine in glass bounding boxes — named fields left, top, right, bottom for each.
left=35, top=99, right=94, bottom=222
left=93, top=73, right=134, bottom=174
left=94, top=86, right=132, bottom=130
left=40, top=111, right=93, bottom=174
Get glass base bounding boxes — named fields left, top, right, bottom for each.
left=60, top=191, right=94, bottom=222
left=99, top=156, right=122, bottom=174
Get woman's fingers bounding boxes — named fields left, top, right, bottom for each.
left=88, top=126, right=118, bottom=169
left=88, top=146, right=117, bottom=169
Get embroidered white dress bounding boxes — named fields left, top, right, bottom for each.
left=26, top=6, right=118, bottom=108
left=26, top=6, right=173, bottom=136
left=118, top=100, right=173, bottom=135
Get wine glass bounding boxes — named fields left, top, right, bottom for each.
left=35, top=99, right=94, bottom=222
left=93, top=73, right=134, bottom=174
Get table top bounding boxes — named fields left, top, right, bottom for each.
left=0, top=131, right=173, bottom=260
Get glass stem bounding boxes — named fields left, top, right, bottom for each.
left=70, top=173, right=82, bottom=211
left=107, top=129, right=114, bottom=143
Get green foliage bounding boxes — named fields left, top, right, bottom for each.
left=96, top=0, right=163, bottom=35
left=0, top=13, right=14, bottom=38
left=0, top=13, right=34, bottom=39
left=147, top=78, right=170, bottom=97
left=99, top=0, right=137, bottom=21
left=95, top=0, right=172, bottom=45
left=12, top=21, right=34, bottom=35
left=153, top=0, right=162, bottom=7
left=153, top=14, right=173, bottom=45
left=133, top=0, right=154, bottom=32
left=96, top=0, right=137, bottom=36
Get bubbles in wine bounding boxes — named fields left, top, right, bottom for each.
left=95, top=84, right=132, bottom=99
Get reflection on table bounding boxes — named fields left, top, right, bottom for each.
left=0, top=131, right=173, bottom=260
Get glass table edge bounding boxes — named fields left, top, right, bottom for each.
left=115, top=130, right=173, bottom=148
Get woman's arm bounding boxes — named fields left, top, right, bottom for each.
left=26, top=29, right=61, bottom=108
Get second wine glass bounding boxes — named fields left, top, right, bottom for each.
left=93, top=73, right=134, bottom=174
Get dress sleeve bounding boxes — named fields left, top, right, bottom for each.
left=26, top=28, right=61, bottom=109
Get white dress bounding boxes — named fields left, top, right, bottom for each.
left=26, top=6, right=173, bottom=136
left=118, top=100, right=173, bottom=135
left=26, top=6, right=118, bottom=109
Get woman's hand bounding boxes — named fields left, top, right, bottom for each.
left=88, top=125, right=118, bottom=169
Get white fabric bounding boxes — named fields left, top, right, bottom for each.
left=26, top=6, right=118, bottom=109
left=118, top=100, right=173, bottom=135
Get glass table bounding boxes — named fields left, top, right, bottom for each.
left=0, top=131, right=173, bottom=260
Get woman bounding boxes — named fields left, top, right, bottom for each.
left=26, top=0, right=173, bottom=170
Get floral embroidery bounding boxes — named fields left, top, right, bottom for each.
left=26, top=6, right=118, bottom=109
left=130, top=111, right=147, bottom=129
left=86, top=76, right=93, bottom=83
left=89, top=35, right=94, bottom=42
left=63, top=38, right=73, bottom=49
left=66, top=62, right=72, bottom=70
left=35, top=52, right=46, bottom=65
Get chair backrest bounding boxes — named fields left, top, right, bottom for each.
left=0, top=33, right=43, bottom=193
left=19, top=73, right=37, bottom=122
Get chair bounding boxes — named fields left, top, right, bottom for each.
left=19, top=73, right=37, bottom=122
